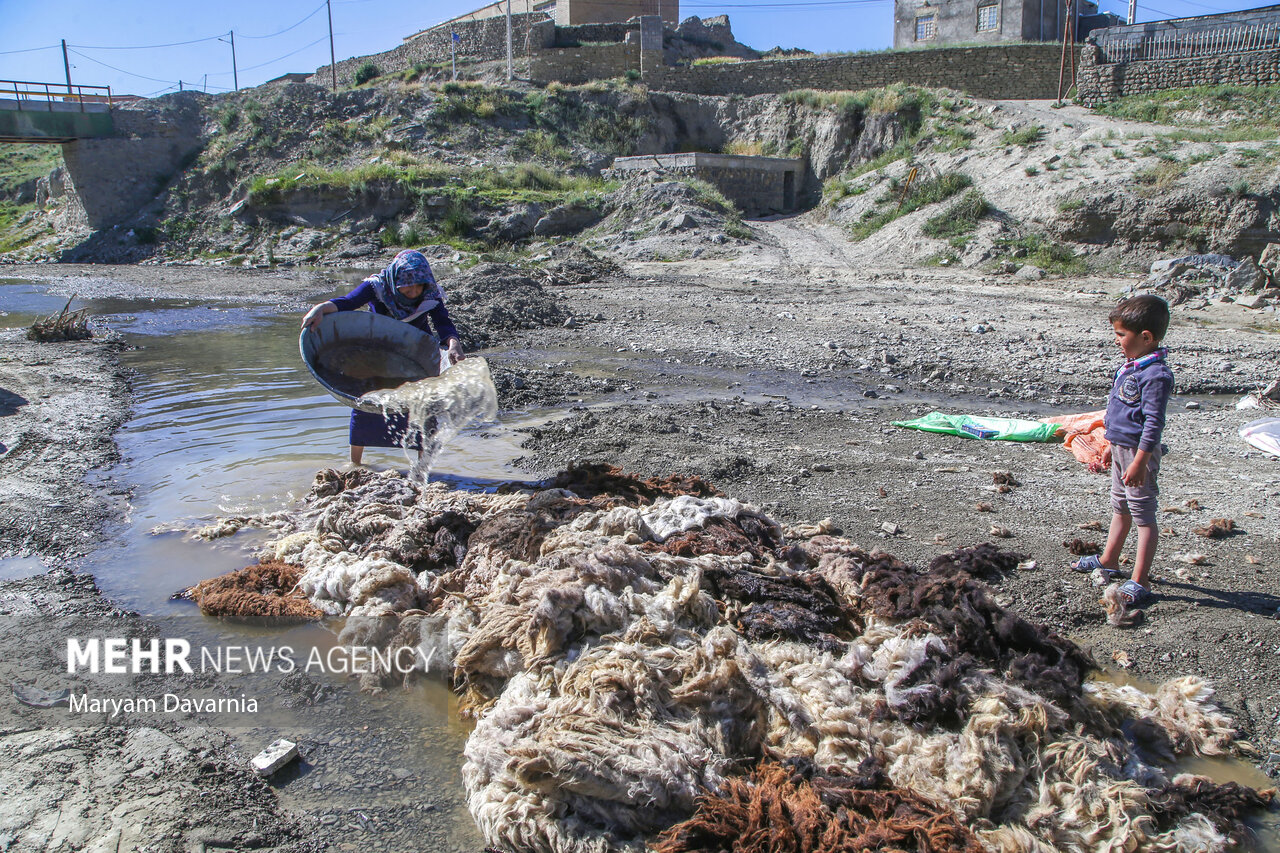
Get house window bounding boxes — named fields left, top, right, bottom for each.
left=977, top=3, right=999, bottom=31
left=916, top=14, right=937, bottom=40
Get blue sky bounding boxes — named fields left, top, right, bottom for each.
left=0, top=0, right=1269, bottom=97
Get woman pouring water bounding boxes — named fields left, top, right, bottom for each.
left=301, top=249, right=466, bottom=465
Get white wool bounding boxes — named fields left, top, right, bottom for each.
left=1147, top=813, right=1230, bottom=853
left=540, top=506, right=650, bottom=553
left=265, top=530, right=317, bottom=563
left=850, top=631, right=947, bottom=710
left=296, top=552, right=418, bottom=611
left=195, top=467, right=1261, bottom=853
left=640, top=495, right=744, bottom=541
left=1084, top=676, right=1236, bottom=757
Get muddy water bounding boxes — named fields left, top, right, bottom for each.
left=0, top=280, right=527, bottom=850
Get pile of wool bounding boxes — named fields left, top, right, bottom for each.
left=178, top=560, right=321, bottom=626
left=190, top=466, right=1273, bottom=852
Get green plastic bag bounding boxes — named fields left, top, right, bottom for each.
left=891, top=411, right=1060, bottom=442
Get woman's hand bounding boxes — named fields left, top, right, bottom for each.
left=302, top=301, right=336, bottom=330
left=446, top=338, right=466, bottom=363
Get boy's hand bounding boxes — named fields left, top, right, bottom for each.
left=1101, top=446, right=1112, bottom=468
left=1123, top=450, right=1150, bottom=488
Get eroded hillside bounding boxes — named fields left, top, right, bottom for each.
left=3, top=75, right=1280, bottom=282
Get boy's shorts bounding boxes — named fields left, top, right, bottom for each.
left=1111, top=443, right=1161, bottom=526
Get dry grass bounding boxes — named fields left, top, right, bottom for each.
left=28, top=297, right=91, bottom=342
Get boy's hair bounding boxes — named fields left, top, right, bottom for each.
left=1109, top=294, right=1170, bottom=341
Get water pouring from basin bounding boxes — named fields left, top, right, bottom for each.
left=300, top=311, right=497, bottom=476
left=360, top=358, right=499, bottom=479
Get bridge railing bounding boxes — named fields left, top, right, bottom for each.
left=0, top=80, right=113, bottom=111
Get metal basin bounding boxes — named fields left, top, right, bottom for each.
left=300, top=311, right=441, bottom=413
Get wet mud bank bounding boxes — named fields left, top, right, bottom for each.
left=0, top=569, right=330, bottom=852
left=0, top=332, right=130, bottom=561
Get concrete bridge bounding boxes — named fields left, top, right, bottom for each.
left=0, top=80, right=115, bottom=143
left=1, top=81, right=206, bottom=234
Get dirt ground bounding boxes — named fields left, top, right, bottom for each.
left=2, top=226, right=1279, bottom=848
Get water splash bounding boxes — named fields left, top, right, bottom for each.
left=359, top=357, right=499, bottom=480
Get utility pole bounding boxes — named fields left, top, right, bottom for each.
left=179, top=80, right=184, bottom=92
left=327, top=0, right=338, bottom=92
left=61, top=39, right=72, bottom=94
left=1127, top=0, right=1136, bottom=24
left=506, top=0, right=514, bottom=81
left=230, top=31, right=239, bottom=91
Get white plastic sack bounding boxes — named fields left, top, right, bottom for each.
left=1239, top=417, right=1280, bottom=458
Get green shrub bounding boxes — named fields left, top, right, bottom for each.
left=993, top=234, right=1084, bottom=275
left=441, top=200, right=472, bottom=238
left=921, top=189, right=989, bottom=238
left=1001, top=125, right=1044, bottom=147
left=354, top=62, right=381, bottom=86
left=219, top=107, right=240, bottom=132
left=849, top=171, right=973, bottom=240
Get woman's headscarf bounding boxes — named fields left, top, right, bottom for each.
left=367, top=250, right=443, bottom=321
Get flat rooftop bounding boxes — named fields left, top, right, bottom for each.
left=612, top=153, right=801, bottom=173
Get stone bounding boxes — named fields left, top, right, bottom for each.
left=251, top=738, right=299, bottom=776
left=1257, top=243, right=1280, bottom=286
left=880, top=522, right=901, bottom=536
left=1238, top=293, right=1270, bottom=310
left=489, top=203, right=544, bottom=241
left=532, top=203, right=601, bottom=237
left=1015, top=264, right=1045, bottom=281
left=670, top=212, right=697, bottom=230
left=1226, top=257, right=1268, bottom=293
left=1149, top=257, right=1187, bottom=276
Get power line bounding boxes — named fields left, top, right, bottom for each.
left=67, top=34, right=224, bottom=50
left=239, top=1, right=329, bottom=39
left=0, top=43, right=60, bottom=55
left=66, top=48, right=184, bottom=85
left=237, top=34, right=331, bottom=72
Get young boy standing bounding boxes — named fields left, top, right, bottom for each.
left=1073, top=295, right=1174, bottom=607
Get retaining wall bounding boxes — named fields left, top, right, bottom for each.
left=612, top=152, right=802, bottom=215
left=1078, top=37, right=1280, bottom=104
left=310, top=13, right=555, bottom=87
left=646, top=44, right=1076, bottom=98
left=531, top=43, right=665, bottom=84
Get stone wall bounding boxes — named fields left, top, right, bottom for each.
left=555, top=22, right=635, bottom=46
left=310, top=13, right=555, bottom=87
left=644, top=43, right=1075, bottom=98
left=532, top=43, right=665, bottom=84
left=1076, top=42, right=1280, bottom=104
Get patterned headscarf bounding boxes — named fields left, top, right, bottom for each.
left=367, top=250, right=442, bottom=320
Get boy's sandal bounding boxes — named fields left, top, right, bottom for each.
left=1071, top=554, right=1104, bottom=573
left=1117, top=580, right=1151, bottom=607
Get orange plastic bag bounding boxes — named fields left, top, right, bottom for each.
left=1041, top=411, right=1109, bottom=473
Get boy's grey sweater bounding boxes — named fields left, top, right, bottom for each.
left=1104, top=356, right=1174, bottom=452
